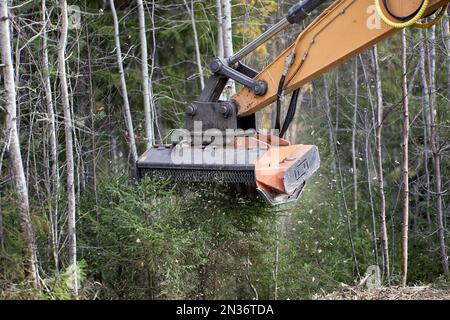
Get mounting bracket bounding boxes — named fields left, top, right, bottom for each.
left=209, top=58, right=267, bottom=96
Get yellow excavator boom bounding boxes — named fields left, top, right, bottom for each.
left=234, top=0, right=449, bottom=116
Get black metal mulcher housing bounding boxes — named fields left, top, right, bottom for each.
left=137, top=146, right=262, bottom=186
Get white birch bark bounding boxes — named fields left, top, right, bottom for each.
left=148, top=0, right=161, bottom=142
left=419, top=33, right=432, bottom=224
left=428, top=25, right=436, bottom=105
left=400, top=29, right=409, bottom=287
left=419, top=24, right=448, bottom=275
left=183, top=0, right=205, bottom=89
left=42, top=0, right=60, bottom=271
left=220, top=0, right=235, bottom=97
left=216, top=0, right=224, bottom=59
left=137, top=0, right=154, bottom=148
left=360, top=55, right=378, bottom=268
left=323, top=76, right=336, bottom=177
left=57, top=0, right=78, bottom=296
left=372, top=46, right=389, bottom=280
left=364, top=102, right=379, bottom=269
left=0, top=0, right=39, bottom=287
left=351, top=59, right=358, bottom=213
left=429, top=108, right=449, bottom=275
left=221, top=0, right=233, bottom=59
left=427, top=26, right=449, bottom=275
left=443, top=16, right=450, bottom=102
left=110, top=0, right=138, bottom=172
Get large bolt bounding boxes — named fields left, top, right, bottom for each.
left=209, top=58, right=223, bottom=73
left=185, top=103, right=197, bottom=116
left=219, top=104, right=231, bottom=118
left=253, top=81, right=267, bottom=96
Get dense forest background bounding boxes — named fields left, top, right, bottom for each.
left=0, top=0, right=449, bottom=299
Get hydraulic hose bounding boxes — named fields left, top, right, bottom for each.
left=414, top=4, right=447, bottom=28
left=375, top=0, right=429, bottom=28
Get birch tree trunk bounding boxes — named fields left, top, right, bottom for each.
left=427, top=28, right=449, bottom=276
left=426, top=21, right=448, bottom=275
left=0, top=0, right=40, bottom=287
left=148, top=0, right=161, bottom=142
left=42, top=0, right=60, bottom=271
left=221, top=0, right=233, bottom=60
left=372, top=45, right=389, bottom=280
left=351, top=58, right=358, bottom=212
left=183, top=0, right=205, bottom=89
left=429, top=130, right=449, bottom=275
left=137, top=0, right=155, bottom=148
left=85, top=0, right=100, bottom=229
left=57, top=0, right=78, bottom=296
left=364, top=101, right=379, bottom=269
left=443, top=16, right=450, bottom=102
left=220, top=0, right=235, bottom=96
left=400, top=29, right=409, bottom=287
left=110, top=0, right=138, bottom=174
left=419, top=32, right=432, bottom=224
left=216, top=0, right=224, bottom=59
left=323, top=76, right=336, bottom=177
left=428, top=25, right=436, bottom=106
left=429, top=108, right=449, bottom=275
left=361, top=56, right=379, bottom=268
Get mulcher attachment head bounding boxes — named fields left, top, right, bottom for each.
left=137, top=133, right=320, bottom=205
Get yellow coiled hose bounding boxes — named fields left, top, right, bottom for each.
left=414, top=4, right=447, bottom=28
left=374, top=0, right=433, bottom=29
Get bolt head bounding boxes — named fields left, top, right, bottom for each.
left=219, top=105, right=228, bottom=114
left=209, top=58, right=222, bottom=73
left=185, top=104, right=196, bottom=116
left=253, top=81, right=267, bottom=96
left=219, top=104, right=231, bottom=118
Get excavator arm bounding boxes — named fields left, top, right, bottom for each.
left=137, top=0, right=449, bottom=205
left=234, top=0, right=449, bottom=116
